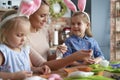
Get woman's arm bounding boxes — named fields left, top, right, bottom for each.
left=47, top=51, right=56, bottom=61
left=47, top=44, right=67, bottom=61
left=44, top=50, right=92, bottom=70
left=31, top=65, right=51, bottom=75
left=30, top=49, right=92, bottom=71
left=30, top=49, right=46, bottom=67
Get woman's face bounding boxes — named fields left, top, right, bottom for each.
left=29, top=4, right=49, bottom=30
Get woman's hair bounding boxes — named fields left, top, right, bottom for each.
left=41, top=0, right=49, bottom=6
left=0, top=11, right=30, bottom=44
left=71, top=11, right=93, bottom=37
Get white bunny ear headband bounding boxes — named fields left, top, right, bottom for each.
left=64, top=0, right=90, bottom=22
left=0, top=0, right=41, bottom=28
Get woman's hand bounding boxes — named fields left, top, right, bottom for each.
left=57, top=43, right=67, bottom=54
left=35, top=65, right=51, bottom=75
left=12, top=71, right=33, bottom=80
left=73, top=49, right=93, bottom=61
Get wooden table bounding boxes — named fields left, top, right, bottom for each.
left=39, top=65, right=120, bottom=79
left=103, top=71, right=120, bottom=77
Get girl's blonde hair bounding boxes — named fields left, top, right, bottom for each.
left=71, top=11, right=93, bottom=37
left=0, top=12, right=30, bottom=44
left=1, top=10, right=17, bottom=21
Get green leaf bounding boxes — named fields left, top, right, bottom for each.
left=64, top=75, right=114, bottom=80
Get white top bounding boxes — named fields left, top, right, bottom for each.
left=0, top=44, right=31, bottom=72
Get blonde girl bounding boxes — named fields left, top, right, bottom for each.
left=0, top=15, right=50, bottom=80
left=63, top=12, right=104, bottom=65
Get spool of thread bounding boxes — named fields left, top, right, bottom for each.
left=56, top=43, right=65, bottom=59
left=53, top=29, right=58, bottom=46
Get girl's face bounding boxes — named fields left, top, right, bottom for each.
left=6, top=21, right=31, bottom=50
left=29, top=4, right=49, bottom=30
left=71, top=15, right=88, bottom=38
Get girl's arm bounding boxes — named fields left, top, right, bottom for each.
left=0, top=52, right=4, bottom=66
left=0, top=72, right=14, bottom=79
left=0, top=71, right=32, bottom=80
left=0, top=53, right=32, bottom=80
left=93, top=39, right=105, bottom=60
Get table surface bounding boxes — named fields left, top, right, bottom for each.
left=38, top=65, right=120, bottom=79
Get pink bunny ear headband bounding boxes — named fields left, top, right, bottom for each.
left=18, top=0, right=41, bottom=17
left=64, top=0, right=90, bottom=22
left=0, top=0, right=41, bottom=28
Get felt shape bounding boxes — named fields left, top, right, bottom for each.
left=48, top=74, right=63, bottom=80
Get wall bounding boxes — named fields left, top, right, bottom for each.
left=110, top=0, right=120, bottom=61
left=91, top=0, right=110, bottom=60
left=71, top=0, right=91, bottom=17
left=71, top=0, right=110, bottom=60
left=0, top=0, right=21, bottom=9
left=0, top=0, right=71, bottom=17
left=0, top=0, right=111, bottom=60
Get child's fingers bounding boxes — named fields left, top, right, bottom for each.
left=25, top=71, right=33, bottom=77
left=26, top=71, right=33, bottom=74
left=87, top=59, right=95, bottom=64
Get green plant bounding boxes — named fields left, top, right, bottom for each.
left=48, top=0, right=67, bottom=18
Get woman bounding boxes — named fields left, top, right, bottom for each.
left=1, top=0, right=92, bottom=71
left=28, top=0, right=92, bottom=70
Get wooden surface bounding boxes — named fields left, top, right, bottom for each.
left=38, top=65, right=120, bottom=79
left=103, top=71, right=120, bottom=77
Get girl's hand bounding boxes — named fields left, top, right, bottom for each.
left=13, top=71, right=33, bottom=80
left=57, top=43, right=67, bottom=54
left=83, top=57, right=103, bottom=65
left=36, top=65, right=51, bottom=75
left=83, top=58, right=96, bottom=65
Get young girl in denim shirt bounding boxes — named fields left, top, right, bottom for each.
left=63, top=12, right=104, bottom=66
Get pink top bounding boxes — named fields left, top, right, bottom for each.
left=28, top=27, right=50, bottom=62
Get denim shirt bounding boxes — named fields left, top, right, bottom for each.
left=63, top=35, right=104, bottom=59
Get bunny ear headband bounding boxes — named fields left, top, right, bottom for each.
left=64, top=0, right=90, bottom=22
left=0, top=0, right=41, bottom=27
left=18, top=0, right=41, bottom=17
